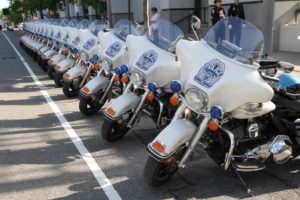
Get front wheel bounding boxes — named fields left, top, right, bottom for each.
left=62, top=81, right=79, bottom=97
left=47, top=65, right=55, bottom=79
left=53, top=72, right=63, bottom=87
left=144, top=148, right=186, bottom=186
left=101, top=118, right=130, bottom=142
left=79, top=95, right=105, bottom=116
left=41, top=59, right=48, bottom=71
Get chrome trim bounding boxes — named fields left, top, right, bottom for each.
left=127, top=89, right=149, bottom=128
left=99, top=74, right=116, bottom=104
left=156, top=99, right=164, bottom=128
left=79, top=64, right=93, bottom=88
left=220, top=126, right=235, bottom=170
left=171, top=102, right=186, bottom=123
left=178, top=115, right=210, bottom=168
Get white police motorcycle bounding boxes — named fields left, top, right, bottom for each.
left=52, top=19, right=90, bottom=87
left=101, top=20, right=185, bottom=142
left=46, top=20, right=77, bottom=79
left=79, top=19, right=140, bottom=115
left=39, top=19, right=69, bottom=73
left=144, top=18, right=300, bottom=192
left=62, top=20, right=108, bottom=97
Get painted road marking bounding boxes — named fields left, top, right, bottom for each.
left=2, top=32, right=122, bottom=200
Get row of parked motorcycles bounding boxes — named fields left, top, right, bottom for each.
left=20, top=16, right=300, bottom=193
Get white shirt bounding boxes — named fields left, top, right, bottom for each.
left=150, top=13, right=160, bottom=31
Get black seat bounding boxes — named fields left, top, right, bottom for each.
left=273, top=93, right=300, bottom=112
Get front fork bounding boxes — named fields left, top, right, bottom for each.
left=168, top=103, right=235, bottom=170
left=127, top=89, right=149, bottom=128
left=99, top=73, right=117, bottom=104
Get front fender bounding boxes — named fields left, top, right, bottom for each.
left=148, top=119, right=197, bottom=159
left=48, top=54, right=65, bottom=66
left=63, top=65, right=86, bottom=81
left=55, top=58, right=75, bottom=73
left=104, top=92, right=141, bottom=119
left=81, top=75, right=110, bottom=96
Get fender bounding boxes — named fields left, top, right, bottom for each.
left=55, top=58, right=75, bottom=73
left=48, top=54, right=65, bottom=66
left=148, top=119, right=197, bottom=160
left=42, top=49, right=56, bottom=59
left=80, top=75, right=109, bottom=96
left=63, top=65, right=86, bottom=82
left=38, top=46, right=50, bottom=55
left=104, top=92, right=141, bottom=119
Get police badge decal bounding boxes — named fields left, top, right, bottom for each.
left=136, top=50, right=158, bottom=71
left=105, top=41, right=122, bottom=58
left=83, top=38, right=96, bottom=51
left=194, top=59, right=225, bottom=88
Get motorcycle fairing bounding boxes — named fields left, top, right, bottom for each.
left=126, top=35, right=181, bottom=88
left=98, top=31, right=128, bottom=68
left=177, top=39, right=274, bottom=113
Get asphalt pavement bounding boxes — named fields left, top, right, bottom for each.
left=0, top=30, right=300, bottom=200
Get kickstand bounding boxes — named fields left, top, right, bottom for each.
left=234, top=170, right=254, bottom=197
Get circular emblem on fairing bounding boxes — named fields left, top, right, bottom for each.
left=83, top=38, right=96, bottom=51
left=136, top=50, right=158, bottom=71
left=55, top=32, right=61, bottom=39
left=194, top=59, right=225, bottom=88
left=72, top=36, right=80, bottom=46
left=105, top=41, right=122, bottom=58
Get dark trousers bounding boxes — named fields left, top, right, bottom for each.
left=229, top=19, right=242, bottom=46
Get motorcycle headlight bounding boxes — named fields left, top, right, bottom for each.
left=131, top=70, right=145, bottom=87
left=101, top=59, right=112, bottom=71
left=184, top=88, right=208, bottom=112
left=80, top=51, right=89, bottom=62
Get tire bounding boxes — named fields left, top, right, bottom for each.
left=33, top=52, right=38, bottom=61
left=41, top=59, right=48, bottom=71
left=101, top=118, right=130, bottom=142
left=47, top=65, right=55, bottom=79
left=79, top=95, right=105, bottom=116
left=53, top=72, right=63, bottom=87
left=62, top=81, right=79, bottom=97
left=143, top=156, right=180, bottom=186
left=0, top=25, right=2, bottom=31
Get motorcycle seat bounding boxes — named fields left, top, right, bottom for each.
left=273, top=93, right=300, bottom=112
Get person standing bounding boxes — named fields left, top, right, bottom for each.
left=150, top=7, right=160, bottom=45
left=211, top=0, right=226, bottom=43
left=211, top=0, right=226, bottom=26
left=228, top=0, right=245, bottom=46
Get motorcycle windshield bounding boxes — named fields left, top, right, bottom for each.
left=89, top=20, right=108, bottom=36
left=77, top=19, right=90, bottom=30
left=113, top=19, right=140, bottom=41
left=204, top=17, right=264, bottom=64
left=146, top=19, right=184, bottom=52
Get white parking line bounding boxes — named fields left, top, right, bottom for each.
left=2, top=32, right=122, bottom=200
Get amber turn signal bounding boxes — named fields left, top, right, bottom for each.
left=208, top=120, right=219, bottom=132
left=170, top=95, right=179, bottom=106
left=152, top=141, right=165, bottom=154
left=106, top=107, right=116, bottom=117
left=147, top=93, right=155, bottom=102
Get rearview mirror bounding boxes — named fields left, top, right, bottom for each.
left=191, top=15, right=201, bottom=30
left=277, top=61, right=295, bottom=73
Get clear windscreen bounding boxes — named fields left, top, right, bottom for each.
left=89, top=19, right=108, bottom=36
left=113, top=19, right=140, bottom=41
left=77, top=19, right=90, bottom=29
left=204, top=17, right=264, bottom=64
left=146, top=19, right=184, bottom=52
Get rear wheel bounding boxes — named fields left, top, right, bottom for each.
left=101, top=118, right=130, bottom=142
left=62, top=81, right=79, bottom=97
left=144, top=148, right=185, bottom=186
